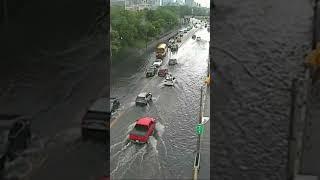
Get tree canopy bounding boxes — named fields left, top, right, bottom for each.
left=111, top=5, right=209, bottom=56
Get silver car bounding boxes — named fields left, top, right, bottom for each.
left=135, top=92, right=152, bottom=106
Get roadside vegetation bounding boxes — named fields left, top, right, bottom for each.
left=111, top=5, right=209, bottom=56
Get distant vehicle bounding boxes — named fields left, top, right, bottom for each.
left=164, top=74, right=176, bottom=86
left=158, top=68, right=168, bottom=77
left=192, top=35, right=196, bottom=39
left=184, top=30, right=188, bottom=33
left=146, top=65, right=157, bottom=77
left=196, top=37, right=201, bottom=41
left=81, top=98, right=110, bottom=141
left=155, top=43, right=167, bottom=59
left=179, top=34, right=183, bottom=37
left=135, top=92, right=152, bottom=106
left=171, top=44, right=179, bottom=52
left=168, top=39, right=175, bottom=48
left=153, top=59, right=163, bottom=68
left=177, top=37, right=182, bottom=43
left=187, top=26, right=192, bottom=31
left=110, top=98, right=120, bottom=113
left=179, top=30, right=184, bottom=33
left=169, top=58, right=177, bottom=65
left=168, top=39, right=175, bottom=44
left=128, top=117, right=156, bottom=144
left=205, top=24, right=207, bottom=28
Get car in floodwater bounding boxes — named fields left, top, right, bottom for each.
left=153, top=59, right=163, bottom=68
left=146, top=65, right=157, bottom=77
left=164, top=74, right=176, bottom=86
left=158, top=68, right=168, bottom=77
left=135, top=92, right=152, bottom=106
left=177, top=37, right=182, bottom=43
left=128, top=117, right=156, bottom=144
left=168, top=39, right=175, bottom=48
left=81, top=98, right=110, bottom=141
left=196, top=37, right=201, bottom=41
left=169, top=58, right=177, bottom=66
left=192, top=35, right=196, bottom=40
left=171, top=44, right=178, bottom=52
left=110, top=98, right=120, bottom=113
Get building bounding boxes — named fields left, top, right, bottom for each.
left=185, top=0, right=193, bottom=6
left=125, top=0, right=154, bottom=11
left=162, top=0, right=175, bottom=6
left=175, top=0, right=185, bottom=6
left=192, top=1, right=201, bottom=7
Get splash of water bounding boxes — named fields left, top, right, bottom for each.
left=155, top=122, right=165, bottom=137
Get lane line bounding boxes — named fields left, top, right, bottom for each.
left=110, top=110, right=126, bottom=128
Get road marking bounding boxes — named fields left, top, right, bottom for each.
left=110, top=110, right=126, bottom=128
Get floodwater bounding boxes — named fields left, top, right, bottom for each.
left=110, top=27, right=210, bottom=179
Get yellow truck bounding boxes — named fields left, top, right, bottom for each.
left=156, top=43, right=167, bottom=59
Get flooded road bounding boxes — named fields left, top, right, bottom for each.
left=110, top=28, right=210, bottom=179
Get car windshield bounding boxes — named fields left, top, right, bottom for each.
left=134, top=124, right=148, bottom=132
left=136, top=97, right=145, bottom=101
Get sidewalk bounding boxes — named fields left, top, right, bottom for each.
left=300, top=83, right=320, bottom=176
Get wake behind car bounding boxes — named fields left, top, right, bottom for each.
left=146, top=65, right=157, bottom=77
left=153, top=59, right=163, bottom=68
left=135, top=92, right=152, bottom=106
left=81, top=98, right=110, bottom=141
left=128, top=117, right=156, bottom=144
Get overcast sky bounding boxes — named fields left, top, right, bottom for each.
left=194, top=0, right=210, bottom=8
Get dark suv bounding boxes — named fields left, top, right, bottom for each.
left=0, top=115, right=31, bottom=174
left=81, top=98, right=110, bottom=142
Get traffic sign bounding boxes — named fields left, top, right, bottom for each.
left=196, top=124, right=204, bottom=135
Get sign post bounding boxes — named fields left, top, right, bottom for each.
left=193, top=86, right=203, bottom=180
left=196, top=124, right=204, bottom=135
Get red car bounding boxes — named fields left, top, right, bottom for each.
left=158, top=68, right=168, bottom=77
left=128, top=117, right=156, bottom=143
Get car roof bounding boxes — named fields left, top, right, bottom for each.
left=138, top=92, right=148, bottom=97
left=89, top=98, right=109, bottom=113
left=136, top=117, right=153, bottom=126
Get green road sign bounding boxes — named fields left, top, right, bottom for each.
left=196, top=124, right=204, bottom=135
